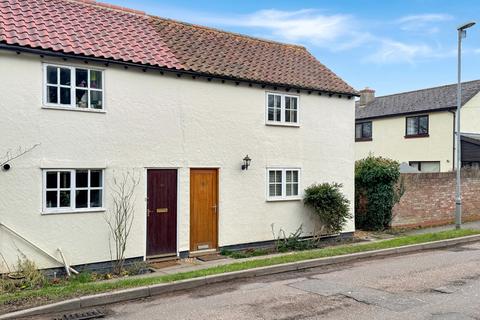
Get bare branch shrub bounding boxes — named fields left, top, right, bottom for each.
left=105, top=171, right=140, bottom=275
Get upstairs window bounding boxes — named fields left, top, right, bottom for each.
left=43, top=169, right=104, bottom=213
left=267, top=168, right=301, bottom=200
left=406, top=115, right=429, bottom=137
left=44, top=64, right=104, bottom=110
left=355, top=121, right=372, bottom=141
left=266, top=93, right=299, bottom=125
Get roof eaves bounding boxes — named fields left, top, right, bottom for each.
left=1, top=43, right=358, bottom=96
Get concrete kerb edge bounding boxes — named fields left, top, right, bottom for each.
left=2, top=234, right=480, bottom=320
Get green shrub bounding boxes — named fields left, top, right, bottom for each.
left=355, top=156, right=401, bottom=230
left=303, top=183, right=351, bottom=234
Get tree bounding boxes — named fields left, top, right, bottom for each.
left=105, top=171, right=140, bottom=275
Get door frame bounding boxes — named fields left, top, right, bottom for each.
left=144, top=167, right=180, bottom=259
left=189, top=167, right=219, bottom=253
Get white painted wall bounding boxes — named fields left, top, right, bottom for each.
left=0, top=51, right=355, bottom=272
left=460, top=92, right=480, bottom=134
left=355, top=112, right=455, bottom=172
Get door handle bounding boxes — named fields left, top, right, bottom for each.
left=212, top=205, right=217, bottom=213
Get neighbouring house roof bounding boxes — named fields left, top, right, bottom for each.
left=0, top=0, right=356, bottom=95
left=356, top=80, right=480, bottom=120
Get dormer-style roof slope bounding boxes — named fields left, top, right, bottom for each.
left=0, top=0, right=356, bottom=95
left=356, top=80, right=480, bottom=120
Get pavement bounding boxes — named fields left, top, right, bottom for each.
left=31, top=238, right=480, bottom=320
left=402, top=220, right=480, bottom=235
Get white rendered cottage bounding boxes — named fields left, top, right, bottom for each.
left=0, top=0, right=357, bottom=272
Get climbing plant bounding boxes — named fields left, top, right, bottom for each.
left=355, top=156, right=401, bottom=230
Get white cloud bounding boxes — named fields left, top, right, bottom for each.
left=366, top=40, right=456, bottom=64
left=396, top=13, right=453, bottom=34
left=193, top=9, right=368, bottom=50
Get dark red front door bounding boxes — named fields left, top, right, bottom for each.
left=147, top=169, right=177, bottom=256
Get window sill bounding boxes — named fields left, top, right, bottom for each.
left=41, top=208, right=106, bottom=215
left=404, top=134, right=429, bottom=139
left=266, top=197, right=302, bottom=202
left=355, top=138, right=372, bottom=142
left=42, top=106, right=106, bottom=114
left=266, top=122, right=300, bottom=128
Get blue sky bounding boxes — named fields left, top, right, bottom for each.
left=105, top=0, right=479, bottom=96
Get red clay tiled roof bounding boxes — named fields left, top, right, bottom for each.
left=0, top=0, right=356, bottom=94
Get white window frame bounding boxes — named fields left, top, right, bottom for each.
left=266, top=167, right=302, bottom=201
left=42, top=169, right=105, bottom=214
left=265, top=92, right=300, bottom=126
left=43, top=63, right=105, bottom=112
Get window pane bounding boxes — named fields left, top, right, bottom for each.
left=285, top=109, right=290, bottom=122
left=292, top=97, right=297, bottom=110
left=76, top=170, right=88, bottom=188
left=90, top=91, right=103, bottom=109
left=76, top=89, right=88, bottom=108
left=47, top=86, right=58, bottom=104
left=355, top=124, right=362, bottom=138
left=269, top=171, right=275, bottom=183
left=275, top=171, right=282, bottom=183
left=90, top=70, right=102, bottom=89
left=275, top=184, right=282, bottom=196
left=269, top=184, right=276, bottom=197
left=76, top=69, right=88, bottom=87
left=268, top=94, right=274, bottom=108
left=46, top=191, right=57, bottom=208
left=268, top=108, right=274, bottom=121
left=419, top=116, right=428, bottom=134
left=292, top=171, right=298, bottom=182
left=292, top=110, right=297, bottom=123
left=292, top=184, right=298, bottom=195
left=275, top=108, right=281, bottom=121
left=46, top=172, right=57, bottom=188
left=285, top=97, right=291, bottom=109
left=46, top=66, right=58, bottom=84
left=286, top=184, right=292, bottom=196
left=421, top=162, right=440, bottom=173
left=60, top=87, right=71, bottom=105
left=59, top=172, right=70, bottom=188
left=75, top=190, right=88, bottom=208
left=59, top=191, right=70, bottom=207
left=90, top=170, right=102, bottom=187
left=362, top=122, right=372, bottom=138
left=90, top=190, right=102, bottom=207
left=406, top=118, right=418, bottom=135
left=60, top=68, right=71, bottom=85
left=286, top=171, right=292, bottom=183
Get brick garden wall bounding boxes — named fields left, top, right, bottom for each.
left=392, top=170, right=480, bottom=228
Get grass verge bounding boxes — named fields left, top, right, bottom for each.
left=1, top=228, right=479, bottom=312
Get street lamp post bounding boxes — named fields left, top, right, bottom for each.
left=455, top=21, right=476, bottom=230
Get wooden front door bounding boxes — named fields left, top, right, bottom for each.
left=147, top=169, right=177, bottom=257
left=190, top=169, right=218, bottom=251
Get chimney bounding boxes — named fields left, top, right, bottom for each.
left=359, top=87, right=375, bottom=106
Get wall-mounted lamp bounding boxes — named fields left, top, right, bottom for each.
left=241, top=155, right=251, bottom=170
left=2, top=164, right=11, bottom=171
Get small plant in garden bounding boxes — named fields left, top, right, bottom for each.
left=355, top=155, right=401, bottom=230
left=0, top=257, right=46, bottom=293
left=303, top=183, right=351, bottom=235
left=105, top=171, right=140, bottom=275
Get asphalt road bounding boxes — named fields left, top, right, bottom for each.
left=51, top=242, right=480, bottom=320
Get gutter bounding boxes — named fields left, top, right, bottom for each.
left=355, top=107, right=457, bottom=122
left=0, top=43, right=359, bottom=98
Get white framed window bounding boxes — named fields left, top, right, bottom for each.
left=266, top=168, right=301, bottom=201
left=43, top=169, right=104, bottom=213
left=44, top=64, right=104, bottom=110
left=266, top=93, right=299, bottom=126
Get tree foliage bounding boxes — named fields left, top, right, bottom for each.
left=304, top=183, right=351, bottom=234
left=355, top=156, right=401, bottom=230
